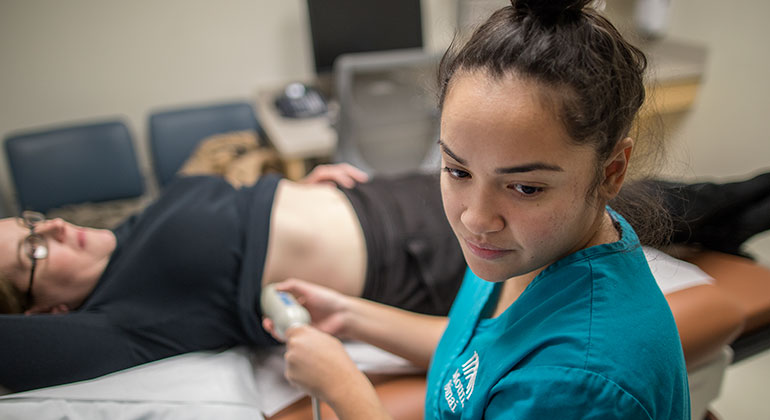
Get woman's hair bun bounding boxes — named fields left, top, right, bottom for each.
left=510, top=0, right=594, bottom=22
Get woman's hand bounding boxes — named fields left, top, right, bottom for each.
left=282, top=325, right=362, bottom=399
left=263, top=280, right=393, bottom=419
left=299, top=163, right=369, bottom=188
left=262, top=278, right=351, bottom=339
left=283, top=326, right=392, bottom=419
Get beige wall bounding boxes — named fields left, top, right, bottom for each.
left=1, top=0, right=768, bottom=260
left=0, top=0, right=312, bottom=207
left=0, top=0, right=453, bottom=210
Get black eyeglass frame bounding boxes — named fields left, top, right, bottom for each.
left=18, top=211, right=48, bottom=309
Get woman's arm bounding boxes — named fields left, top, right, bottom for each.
left=0, top=313, right=137, bottom=392
left=264, top=279, right=448, bottom=419
left=341, top=297, right=447, bottom=369
left=268, top=278, right=447, bottom=369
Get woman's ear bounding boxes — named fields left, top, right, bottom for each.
left=24, top=303, right=70, bottom=316
left=602, top=137, right=634, bottom=199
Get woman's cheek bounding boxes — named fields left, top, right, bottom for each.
left=519, top=211, right=561, bottom=249
left=440, top=185, right=462, bottom=225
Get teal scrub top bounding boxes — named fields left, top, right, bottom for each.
left=426, top=209, right=690, bottom=419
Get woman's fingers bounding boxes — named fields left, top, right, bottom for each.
left=262, top=317, right=285, bottom=342
left=300, top=163, right=370, bottom=188
left=283, top=325, right=361, bottom=400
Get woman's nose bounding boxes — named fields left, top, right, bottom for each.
left=460, top=192, right=504, bottom=235
left=36, top=218, right=67, bottom=242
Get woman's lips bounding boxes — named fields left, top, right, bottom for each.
left=77, top=230, right=86, bottom=249
left=464, top=239, right=511, bottom=260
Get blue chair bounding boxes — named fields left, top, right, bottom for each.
left=4, top=120, right=145, bottom=214
left=149, top=101, right=262, bottom=187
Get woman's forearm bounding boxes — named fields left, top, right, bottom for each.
left=340, top=297, right=448, bottom=369
left=325, top=370, right=393, bottom=420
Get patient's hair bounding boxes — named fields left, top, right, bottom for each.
left=0, top=274, right=25, bottom=314
left=437, top=0, right=671, bottom=246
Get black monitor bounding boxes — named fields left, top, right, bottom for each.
left=306, top=0, right=423, bottom=75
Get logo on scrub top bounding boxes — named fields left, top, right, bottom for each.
left=443, top=351, right=479, bottom=413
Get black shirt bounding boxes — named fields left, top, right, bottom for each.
left=1, top=175, right=280, bottom=392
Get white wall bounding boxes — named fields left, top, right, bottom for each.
left=1, top=0, right=768, bottom=260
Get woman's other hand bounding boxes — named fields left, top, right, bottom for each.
left=299, top=163, right=369, bottom=188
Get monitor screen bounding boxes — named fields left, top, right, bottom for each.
left=306, top=0, right=423, bottom=74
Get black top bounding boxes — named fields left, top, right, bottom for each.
left=339, top=172, right=466, bottom=316
left=1, top=175, right=280, bottom=392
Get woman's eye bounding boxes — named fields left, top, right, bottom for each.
left=511, top=184, right=543, bottom=196
left=443, top=167, right=470, bottom=179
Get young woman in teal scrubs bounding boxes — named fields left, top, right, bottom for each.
left=264, top=0, right=690, bottom=418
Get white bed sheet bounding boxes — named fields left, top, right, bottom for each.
left=0, top=343, right=417, bottom=420
left=643, top=246, right=714, bottom=293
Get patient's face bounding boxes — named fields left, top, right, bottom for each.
left=0, top=217, right=116, bottom=311
left=439, top=72, right=605, bottom=283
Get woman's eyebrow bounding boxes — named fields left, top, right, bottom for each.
left=438, top=140, right=466, bottom=165
left=438, top=139, right=564, bottom=173
left=495, top=163, right=564, bottom=174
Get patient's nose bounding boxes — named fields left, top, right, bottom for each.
left=36, top=218, right=67, bottom=242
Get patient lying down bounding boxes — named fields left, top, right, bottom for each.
left=0, top=163, right=464, bottom=392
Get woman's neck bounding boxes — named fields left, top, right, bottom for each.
left=491, top=271, right=539, bottom=318
left=490, top=209, right=619, bottom=319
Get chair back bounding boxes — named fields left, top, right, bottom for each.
left=4, top=120, right=145, bottom=213
left=149, top=102, right=261, bottom=187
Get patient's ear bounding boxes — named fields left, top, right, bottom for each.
left=25, top=303, right=70, bottom=315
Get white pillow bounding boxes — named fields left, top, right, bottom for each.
left=643, top=246, right=714, bottom=294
